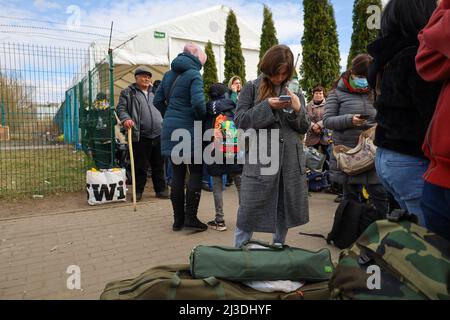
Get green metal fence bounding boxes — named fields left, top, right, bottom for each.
left=0, top=42, right=115, bottom=196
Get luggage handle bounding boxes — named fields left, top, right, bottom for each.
left=167, top=272, right=226, bottom=300
left=241, top=240, right=286, bottom=251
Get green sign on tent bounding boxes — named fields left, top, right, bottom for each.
left=154, top=31, right=166, bottom=39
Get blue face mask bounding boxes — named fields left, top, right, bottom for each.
left=353, top=77, right=369, bottom=89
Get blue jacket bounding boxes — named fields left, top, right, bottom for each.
left=154, top=53, right=206, bottom=158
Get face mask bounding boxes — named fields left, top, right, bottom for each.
left=353, top=77, right=368, bottom=89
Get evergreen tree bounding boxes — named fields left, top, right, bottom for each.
left=224, top=9, right=246, bottom=84
left=347, top=0, right=382, bottom=69
left=258, top=5, right=278, bottom=74
left=202, top=41, right=218, bottom=101
left=300, top=0, right=340, bottom=101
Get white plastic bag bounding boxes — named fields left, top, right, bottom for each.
left=243, top=280, right=305, bottom=293
left=86, top=168, right=127, bottom=206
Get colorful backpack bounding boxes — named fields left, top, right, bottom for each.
left=211, top=98, right=239, bottom=158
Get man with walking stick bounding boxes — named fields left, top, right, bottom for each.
left=117, top=66, right=169, bottom=201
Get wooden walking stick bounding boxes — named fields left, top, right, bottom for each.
left=128, top=128, right=137, bottom=212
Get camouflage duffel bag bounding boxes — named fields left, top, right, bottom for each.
left=100, top=264, right=331, bottom=300
left=330, top=216, right=450, bottom=300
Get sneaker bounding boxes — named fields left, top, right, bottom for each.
left=334, top=195, right=343, bottom=203
left=202, top=183, right=212, bottom=192
left=207, top=220, right=227, bottom=231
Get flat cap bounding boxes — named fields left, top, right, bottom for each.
left=135, top=66, right=153, bottom=77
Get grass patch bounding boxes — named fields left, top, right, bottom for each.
left=0, top=145, right=96, bottom=198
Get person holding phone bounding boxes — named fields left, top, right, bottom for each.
left=234, top=44, right=310, bottom=247
left=323, top=54, right=388, bottom=217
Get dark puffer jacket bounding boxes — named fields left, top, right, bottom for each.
left=368, top=35, right=442, bottom=158
left=153, top=53, right=206, bottom=158
left=323, top=77, right=379, bottom=185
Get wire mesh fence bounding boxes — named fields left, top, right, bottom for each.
left=0, top=42, right=115, bottom=196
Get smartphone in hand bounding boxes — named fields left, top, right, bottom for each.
left=279, top=95, right=292, bottom=102
left=358, top=114, right=370, bottom=120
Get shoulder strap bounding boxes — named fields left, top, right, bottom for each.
left=166, top=74, right=182, bottom=105
left=298, top=232, right=327, bottom=240
left=125, top=87, right=136, bottom=102
left=125, top=87, right=137, bottom=119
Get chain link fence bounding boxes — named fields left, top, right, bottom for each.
left=0, top=42, right=115, bottom=197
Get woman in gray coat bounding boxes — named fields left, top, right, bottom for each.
left=234, top=45, right=310, bottom=247
left=323, top=54, right=388, bottom=216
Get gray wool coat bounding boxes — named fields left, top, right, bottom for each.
left=234, top=75, right=310, bottom=233
left=323, top=78, right=380, bottom=185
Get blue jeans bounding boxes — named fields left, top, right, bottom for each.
left=421, top=182, right=450, bottom=242
left=234, top=226, right=288, bottom=248
left=375, top=147, right=429, bottom=225
left=165, top=157, right=173, bottom=186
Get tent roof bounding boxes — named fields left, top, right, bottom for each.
left=128, top=5, right=260, bottom=49
left=91, top=5, right=260, bottom=66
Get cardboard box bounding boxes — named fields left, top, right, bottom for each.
left=0, top=126, right=10, bottom=141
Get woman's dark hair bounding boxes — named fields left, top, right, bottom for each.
left=332, top=54, right=373, bottom=90
left=257, top=45, right=294, bottom=102
left=313, top=86, right=325, bottom=94
left=351, top=54, right=372, bottom=77
left=331, top=54, right=372, bottom=95
left=381, top=0, right=438, bottom=38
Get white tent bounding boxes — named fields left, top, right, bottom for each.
left=90, top=5, right=261, bottom=101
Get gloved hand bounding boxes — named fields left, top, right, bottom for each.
left=123, top=120, right=134, bottom=130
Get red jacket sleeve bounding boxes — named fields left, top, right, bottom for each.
left=416, top=0, right=450, bottom=82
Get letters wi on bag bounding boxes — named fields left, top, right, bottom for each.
left=86, top=181, right=126, bottom=202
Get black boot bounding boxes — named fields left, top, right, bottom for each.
left=184, top=190, right=207, bottom=231
left=171, top=190, right=185, bottom=232
left=172, top=214, right=184, bottom=231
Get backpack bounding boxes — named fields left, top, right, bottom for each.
left=100, top=264, right=331, bottom=300
left=307, top=170, right=330, bottom=192
left=330, top=212, right=450, bottom=300
left=211, top=98, right=239, bottom=158
left=327, top=200, right=383, bottom=249
left=304, top=147, right=326, bottom=171
left=300, top=199, right=383, bottom=250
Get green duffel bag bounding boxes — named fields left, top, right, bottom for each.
left=189, top=240, right=335, bottom=282
left=100, top=264, right=331, bottom=300
left=330, top=216, right=450, bottom=300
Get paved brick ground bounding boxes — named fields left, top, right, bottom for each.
left=0, top=188, right=340, bottom=300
